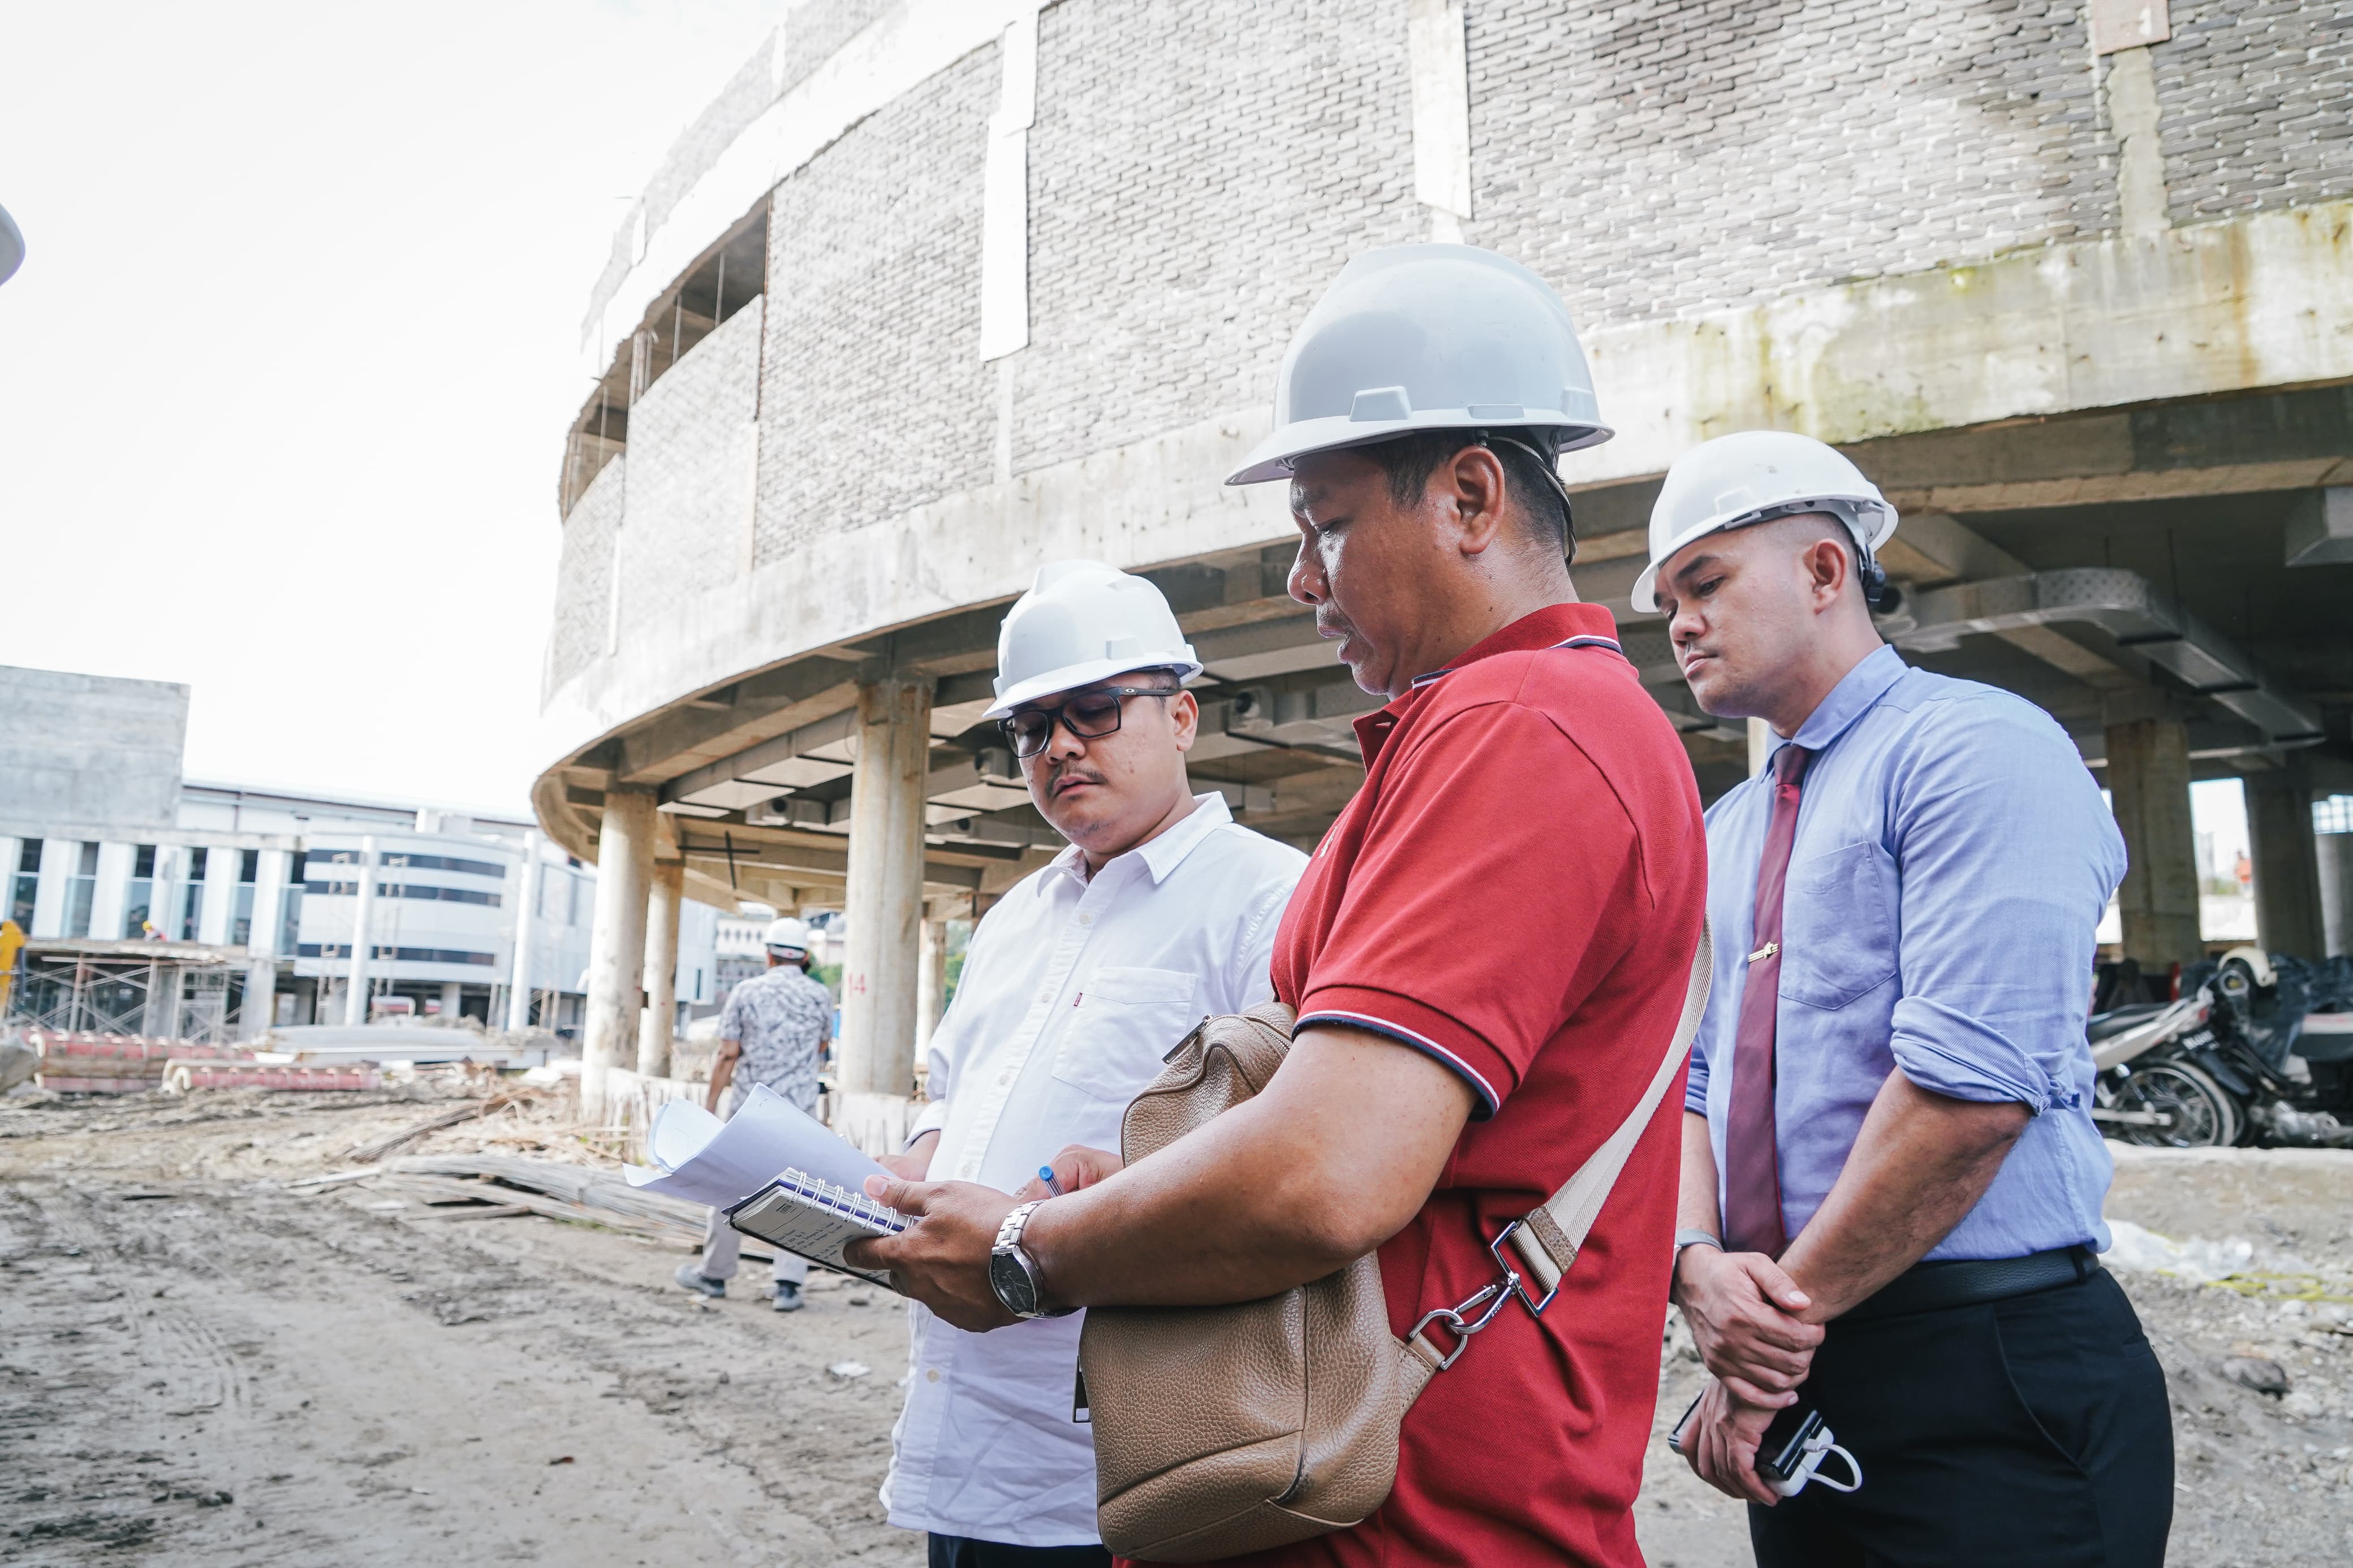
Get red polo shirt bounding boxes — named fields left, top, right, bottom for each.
left=1248, top=602, right=1706, bottom=1568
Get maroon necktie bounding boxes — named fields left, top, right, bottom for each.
left=1722, top=743, right=1811, bottom=1259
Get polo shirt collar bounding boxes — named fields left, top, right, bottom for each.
left=1037, top=792, right=1232, bottom=893
left=1352, top=602, right=1624, bottom=764
left=1782, top=642, right=1907, bottom=761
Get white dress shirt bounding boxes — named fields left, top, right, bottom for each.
left=881, top=794, right=1305, bottom=1547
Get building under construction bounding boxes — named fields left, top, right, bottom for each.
left=532, top=0, right=2353, bottom=1137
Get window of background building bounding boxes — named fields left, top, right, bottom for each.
left=277, top=870, right=303, bottom=958
left=123, top=845, right=157, bottom=938
left=64, top=841, right=98, bottom=938
left=232, top=849, right=258, bottom=946
left=180, top=846, right=209, bottom=941
left=10, top=839, right=41, bottom=928
left=2316, top=795, right=2353, bottom=835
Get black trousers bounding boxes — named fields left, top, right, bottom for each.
left=1749, top=1268, right=2172, bottom=1568
left=928, top=1534, right=1110, bottom=1568
left=1751, top=1269, right=2165, bottom=1561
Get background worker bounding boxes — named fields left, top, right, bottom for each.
left=874, top=561, right=1305, bottom=1568
left=674, top=915, right=832, bottom=1311
left=1641, top=431, right=2171, bottom=1565
left=852, top=245, right=1709, bottom=1566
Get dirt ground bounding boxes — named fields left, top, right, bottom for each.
left=4, top=1086, right=2349, bottom=1567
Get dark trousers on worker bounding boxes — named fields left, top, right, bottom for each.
left=928, top=1534, right=1109, bottom=1568
left=1749, top=1268, right=2172, bottom=1567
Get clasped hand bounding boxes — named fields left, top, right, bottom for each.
left=1674, top=1247, right=1824, bottom=1505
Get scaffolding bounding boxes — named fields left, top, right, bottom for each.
left=1, top=938, right=245, bottom=1046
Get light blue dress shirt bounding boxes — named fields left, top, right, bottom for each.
left=1687, top=643, right=2127, bottom=1262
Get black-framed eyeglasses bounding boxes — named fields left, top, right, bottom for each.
left=997, top=686, right=1174, bottom=758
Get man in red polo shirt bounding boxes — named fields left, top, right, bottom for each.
left=854, top=246, right=1706, bottom=1566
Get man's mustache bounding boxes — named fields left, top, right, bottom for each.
left=1044, top=760, right=1107, bottom=793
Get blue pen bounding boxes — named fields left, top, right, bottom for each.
left=1037, top=1164, right=1066, bottom=1198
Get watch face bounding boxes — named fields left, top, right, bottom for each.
left=989, top=1248, right=1037, bottom=1316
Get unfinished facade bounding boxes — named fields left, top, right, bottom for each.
left=537, top=0, right=2353, bottom=1130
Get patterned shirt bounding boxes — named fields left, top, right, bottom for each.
left=719, top=965, right=831, bottom=1111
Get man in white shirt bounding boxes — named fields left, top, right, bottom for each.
left=877, top=561, right=1306, bottom=1568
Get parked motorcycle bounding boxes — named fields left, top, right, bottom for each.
left=2089, top=947, right=2353, bottom=1149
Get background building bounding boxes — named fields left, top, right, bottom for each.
left=1, top=664, right=721, bottom=1043
left=535, top=0, right=2353, bottom=1134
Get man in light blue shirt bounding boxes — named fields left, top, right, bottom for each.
left=1639, top=432, right=2171, bottom=1566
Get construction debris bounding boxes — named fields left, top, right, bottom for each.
left=296, top=1151, right=716, bottom=1246
left=341, top=1089, right=536, bottom=1163
left=26, top=1031, right=258, bottom=1092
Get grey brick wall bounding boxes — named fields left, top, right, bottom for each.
left=1466, top=0, right=2115, bottom=326
left=752, top=42, right=997, bottom=566
left=549, top=457, right=624, bottom=691
left=615, top=303, right=764, bottom=645
left=1014, top=0, right=1427, bottom=474
left=777, top=0, right=895, bottom=98
left=2151, top=0, right=2353, bottom=223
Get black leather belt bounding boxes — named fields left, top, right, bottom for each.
left=1840, top=1245, right=2099, bottom=1325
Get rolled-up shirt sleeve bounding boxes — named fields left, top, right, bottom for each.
left=1885, top=699, right=2126, bottom=1114
left=1683, top=1040, right=1712, bottom=1116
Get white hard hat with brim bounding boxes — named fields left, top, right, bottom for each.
left=1630, top=431, right=1897, bottom=615
left=1226, top=244, right=1611, bottom=487
left=983, top=562, right=1203, bottom=720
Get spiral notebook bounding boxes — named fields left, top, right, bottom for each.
left=725, top=1168, right=907, bottom=1289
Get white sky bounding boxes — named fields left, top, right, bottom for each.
left=0, top=1, right=791, bottom=814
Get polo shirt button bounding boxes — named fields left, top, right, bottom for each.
left=925, top=1368, right=941, bottom=1383
left=1078, top=913, right=1094, bottom=926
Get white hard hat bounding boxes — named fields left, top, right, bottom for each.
left=1630, top=431, right=1898, bottom=614
left=1226, top=244, right=1609, bottom=486
left=984, top=561, right=1203, bottom=719
left=762, top=917, right=811, bottom=954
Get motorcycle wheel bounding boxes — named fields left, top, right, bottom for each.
left=2110, top=1060, right=2241, bottom=1149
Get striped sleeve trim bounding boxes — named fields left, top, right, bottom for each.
left=1295, top=1008, right=1503, bottom=1120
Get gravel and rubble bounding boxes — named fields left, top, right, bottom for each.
left=3, top=1084, right=2349, bottom=1565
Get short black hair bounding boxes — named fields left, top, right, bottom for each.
left=1356, top=429, right=1576, bottom=557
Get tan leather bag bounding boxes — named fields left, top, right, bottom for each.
left=1076, top=927, right=1712, bottom=1562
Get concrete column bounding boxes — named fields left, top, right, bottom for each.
left=438, top=980, right=463, bottom=1021
left=2319, top=833, right=2353, bottom=958
left=639, top=859, right=684, bottom=1079
left=2246, top=761, right=2325, bottom=958
left=838, top=677, right=932, bottom=1154
left=2105, top=717, right=2203, bottom=970
left=916, top=917, right=948, bottom=1057
left=506, top=830, right=540, bottom=1032
left=343, top=836, right=377, bottom=1025
left=242, top=959, right=277, bottom=1038
left=582, top=789, right=656, bottom=1119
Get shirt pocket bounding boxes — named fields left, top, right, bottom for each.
left=1050, top=966, right=1201, bottom=1103
left=1777, top=840, right=1899, bottom=1012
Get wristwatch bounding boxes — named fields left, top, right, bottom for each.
left=989, top=1200, right=1075, bottom=1320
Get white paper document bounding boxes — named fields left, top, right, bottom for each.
left=623, top=1083, right=889, bottom=1209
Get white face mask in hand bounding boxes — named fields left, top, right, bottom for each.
left=1670, top=1396, right=1864, bottom=1498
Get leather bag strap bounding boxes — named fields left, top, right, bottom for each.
left=1505, top=921, right=1713, bottom=1296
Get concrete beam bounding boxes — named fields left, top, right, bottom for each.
left=616, top=661, right=861, bottom=785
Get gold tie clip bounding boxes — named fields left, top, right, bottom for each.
left=1746, top=941, right=1779, bottom=964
